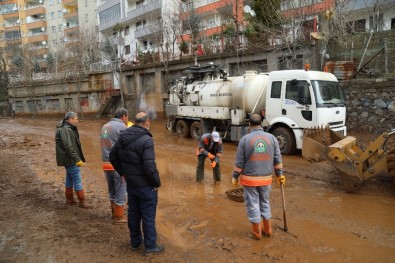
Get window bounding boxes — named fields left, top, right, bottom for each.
left=125, top=45, right=130, bottom=54
left=271, top=81, right=282, bottom=98
left=85, top=14, right=88, bottom=22
left=124, top=26, right=129, bottom=35
left=58, top=10, right=62, bottom=18
left=285, top=80, right=311, bottom=105
left=58, top=24, right=62, bottom=31
left=354, top=19, right=366, bottom=32
left=49, top=0, right=54, bottom=5
left=85, top=0, right=88, bottom=6
left=50, top=12, right=55, bottom=19
left=58, top=0, right=62, bottom=3
left=52, top=26, right=56, bottom=33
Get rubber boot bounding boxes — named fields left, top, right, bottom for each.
left=65, top=187, right=77, bottom=205
left=250, top=222, right=262, bottom=240
left=75, top=190, right=91, bottom=209
left=113, top=204, right=128, bottom=224
left=262, top=219, right=272, bottom=237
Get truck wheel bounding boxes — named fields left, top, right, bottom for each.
left=176, top=120, right=190, bottom=138
left=272, top=127, right=296, bottom=155
left=190, top=122, right=202, bottom=140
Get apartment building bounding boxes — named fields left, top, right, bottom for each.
left=97, top=0, right=171, bottom=63
left=0, top=0, right=96, bottom=73
left=340, top=0, right=395, bottom=32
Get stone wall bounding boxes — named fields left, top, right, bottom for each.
left=341, top=78, right=395, bottom=132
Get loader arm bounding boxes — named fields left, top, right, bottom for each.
left=303, top=127, right=395, bottom=192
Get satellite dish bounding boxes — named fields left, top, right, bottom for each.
left=41, top=27, right=45, bottom=32
left=311, top=32, right=325, bottom=40
left=41, top=41, right=46, bottom=45
left=43, top=54, right=47, bottom=59
left=243, top=5, right=251, bottom=13
left=250, top=10, right=256, bottom=17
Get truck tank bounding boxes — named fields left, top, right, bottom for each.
left=180, top=71, right=269, bottom=114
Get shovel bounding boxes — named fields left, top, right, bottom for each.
left=276, top=183, right=298, bottom=238
left=280, top=182, right=288, bottom=231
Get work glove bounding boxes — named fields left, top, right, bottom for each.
left=232, top=178, right=238, bottom=187
left=211, top=161, right=216, bottom=168
left=207, top=153, right=215, bottom=160
left=277, top=175, right=286, bottom=185
left=76, top=160, right=84, bottom=167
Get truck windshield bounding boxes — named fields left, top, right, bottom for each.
left=311, top=80, right=345, bottom=106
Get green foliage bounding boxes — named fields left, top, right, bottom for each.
left=222, top=24, right=235, bottom=38
left=179, top=42, right=189, bottom=54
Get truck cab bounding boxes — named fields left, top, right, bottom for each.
left=264, top=70, right=346, bottom=154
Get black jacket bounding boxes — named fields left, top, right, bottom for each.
left=109, top=125, right=161, bottom=187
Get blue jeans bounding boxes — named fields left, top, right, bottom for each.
left=104, top=171, right=127, bottom=206
left=65, top=165, right=83, bottom=191
left=127, top=184, right=158, bottom=249
left=243, top=185, right=272, bottom=223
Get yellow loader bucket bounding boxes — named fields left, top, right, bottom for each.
left=302, top=126, right=345, bottom=162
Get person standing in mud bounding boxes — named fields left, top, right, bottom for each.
left=231, top=114, right=285, bottom=239
left=109, top=112, right=164, bottom=256
left=55, top=111, right=90, bottom=208
left=195, top=131, right=223, bottom=182
left=101, top=108, right=129, bottom=224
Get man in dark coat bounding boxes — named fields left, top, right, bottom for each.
left=109, top=112, right=164, bottom=256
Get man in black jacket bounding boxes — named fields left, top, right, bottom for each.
left=109, top=112, right=164, bottom=256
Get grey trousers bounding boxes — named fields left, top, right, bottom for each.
left=196, top=155, right=221, bottom=182
left=243, top=185, right=272, bottom=223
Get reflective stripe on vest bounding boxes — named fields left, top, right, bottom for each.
left=240, top=174, right=273, bottom=186
left=102, top=162, right=114, bottom=171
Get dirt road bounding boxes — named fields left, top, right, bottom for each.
left=1, top=117, right=394, bottom=262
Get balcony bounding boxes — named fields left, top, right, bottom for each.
left=26, top=20, right=46, bottom=30
left=3, top=25, right=20, bottom=31
left=134, top=22, right=161, bottom=39
left=64, top=25, right=79, bottom=35
left=98, top=13, right=121, bottom=31
left=2, top=11, right=19, bottom=19
left=126, top=0, right=162, bottom=22
left=25, top=5, right=45, bottom=16
left=28, top=32, right=48, bottom=43
left=62, top=0, right=78, bottom=7
left=63, top=9, right=78, bottom=20
left=5, top=37, right=22, bottom=44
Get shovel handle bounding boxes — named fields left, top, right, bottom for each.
left=280, top=183, right=288, bottom=231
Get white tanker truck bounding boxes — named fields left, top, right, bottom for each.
left=165, top=64, right=347, bottom=154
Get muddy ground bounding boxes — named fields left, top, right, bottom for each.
left=0, top=117, right=394, bottom=263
